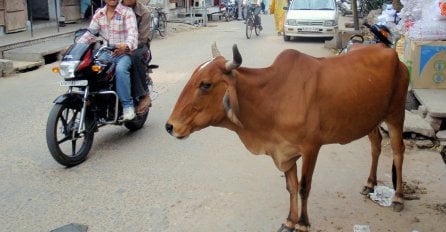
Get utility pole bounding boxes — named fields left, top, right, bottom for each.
left=352, top=0, right=359, bottom=30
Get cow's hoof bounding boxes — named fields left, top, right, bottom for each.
left=277, top=223, right=295, bottom=232
left=295, top=224, right=309, bottom=232
left=392, top=202, right=404, bottom=212
left=360, top=186, right=374, bottom=195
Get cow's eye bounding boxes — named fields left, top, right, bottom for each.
left=199, top=81, right=212, bottom=90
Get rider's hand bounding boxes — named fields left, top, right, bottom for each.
left=113, top=43, right=130, bottom=56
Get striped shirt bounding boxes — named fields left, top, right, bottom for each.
left=79, top=3, right=138, bottom=50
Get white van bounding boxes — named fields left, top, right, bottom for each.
left=283, top=0, right=338, bottom=41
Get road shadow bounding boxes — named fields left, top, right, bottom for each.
left=285, top=37, right=332, bottom=44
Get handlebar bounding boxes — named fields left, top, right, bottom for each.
left=93, top=45, right=118, bottom=60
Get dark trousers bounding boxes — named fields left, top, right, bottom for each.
left=130, top=45, right=149, bottom=99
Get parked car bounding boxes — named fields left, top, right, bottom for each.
left=283, top=0, right=339, bottom=41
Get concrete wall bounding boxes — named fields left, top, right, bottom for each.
left=48, top=0, right=62, bottom=21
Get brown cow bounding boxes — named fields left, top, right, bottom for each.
left=165, top=43, right=409, bottom=232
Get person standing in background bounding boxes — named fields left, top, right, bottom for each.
left=269, top=0, right=287, bottom=35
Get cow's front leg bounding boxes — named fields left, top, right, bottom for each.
left=361, top=127, right=382, bottom=195
left=278, top=163, right=299, bottom=232
left=296, top=145, right=320, bottom=232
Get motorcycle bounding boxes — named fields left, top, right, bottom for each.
left=220, top=0, right=238, bottom=21
left=340, top=22, right=393, bottom=54
left=46, top=28, right=157, bottom=167
left=338, top=0, right=366, bottom=18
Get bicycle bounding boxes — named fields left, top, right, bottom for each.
left=149, top=7, right=167, bottom=40
left=245, top=4, right=261, bottom=39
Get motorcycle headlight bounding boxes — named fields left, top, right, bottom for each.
left=324, top=20, right=336, bottom=27
left=58, top=61, right=80, bottom=78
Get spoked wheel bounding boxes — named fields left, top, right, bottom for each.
left=46, top=103, right=94, bottom=167
left=224, top=12, right=230, bottom=22
left=150, top=27, right=156, bottom=41
left=150, top=19, right=157, bottom=40
left=245, top=18, right=253, bottom=39
left=255, top=24, right=260, bottom=36
left=159, top=14, right=167, bottom=37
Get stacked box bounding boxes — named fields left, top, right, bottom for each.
left=404, top=38, right=446, bottom=89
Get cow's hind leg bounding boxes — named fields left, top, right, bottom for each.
left=361, top=127, right=382, bottom=195
left=279, top=163, right=299, bottom=232
left=385, top=119, right=405, bottom=212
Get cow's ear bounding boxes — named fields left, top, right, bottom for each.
left=223, top=87, right=243, bottom=128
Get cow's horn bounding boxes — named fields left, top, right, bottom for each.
left=212, top=42, right=221, bottom=58
left=225, top=44, right=242, bottom=72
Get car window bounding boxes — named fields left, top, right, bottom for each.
left=290, top=0, right=335, bottom=10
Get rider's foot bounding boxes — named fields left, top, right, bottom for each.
left=259, top=25, right=263, bottom=31
left=137, top=94, right=152, bottom=115
left=123, top=106, right=136, bottom=121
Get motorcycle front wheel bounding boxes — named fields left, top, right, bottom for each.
left=46, top=103, right=94, bottom=167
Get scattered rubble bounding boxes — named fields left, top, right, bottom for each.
left=381, top=89, right=446, bottom=162
left=434, top=203, right=446, bottom=215
left=0, top=59, right=13, bottom=77
left=440, top=146, right=446, bottom=164
left=414, top=139, right=435, bottom=149
left=404, top=180, right=427, bottom=200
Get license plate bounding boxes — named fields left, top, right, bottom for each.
left=301, top=27, right=320, bottom=32
left=60, top=80, right=88, bottom=87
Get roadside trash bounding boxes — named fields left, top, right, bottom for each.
left=354, top=224, right=371, bottom=232
left=368, top=185, right=395, bottom=207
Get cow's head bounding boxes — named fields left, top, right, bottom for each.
left=165, top=43, right=243, bottom=139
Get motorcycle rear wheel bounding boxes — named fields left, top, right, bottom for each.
left=46, top=103, right=94, bottom=167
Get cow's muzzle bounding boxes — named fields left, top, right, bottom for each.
left=165, top=123, right=173, bottom=135
left=165, top=122, right=187, bottom=139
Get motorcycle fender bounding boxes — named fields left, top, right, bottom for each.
left=53, top=93, right=83, bottom=108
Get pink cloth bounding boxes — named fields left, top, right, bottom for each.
left=78, top=3, right=138, bottom=50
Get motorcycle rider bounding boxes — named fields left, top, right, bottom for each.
left=78, top=0, right=138, bottom=121
left=123, top=0, right=153, bottom=115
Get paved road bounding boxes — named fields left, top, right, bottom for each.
left=0, top=15, right=445, bottom=232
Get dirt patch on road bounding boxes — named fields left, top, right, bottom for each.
left=404, top=180, right=427, bottom=200
left=434, top=203, right=446, bottom=215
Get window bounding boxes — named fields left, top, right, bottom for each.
left=290, top=0, right=335, bottom=10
